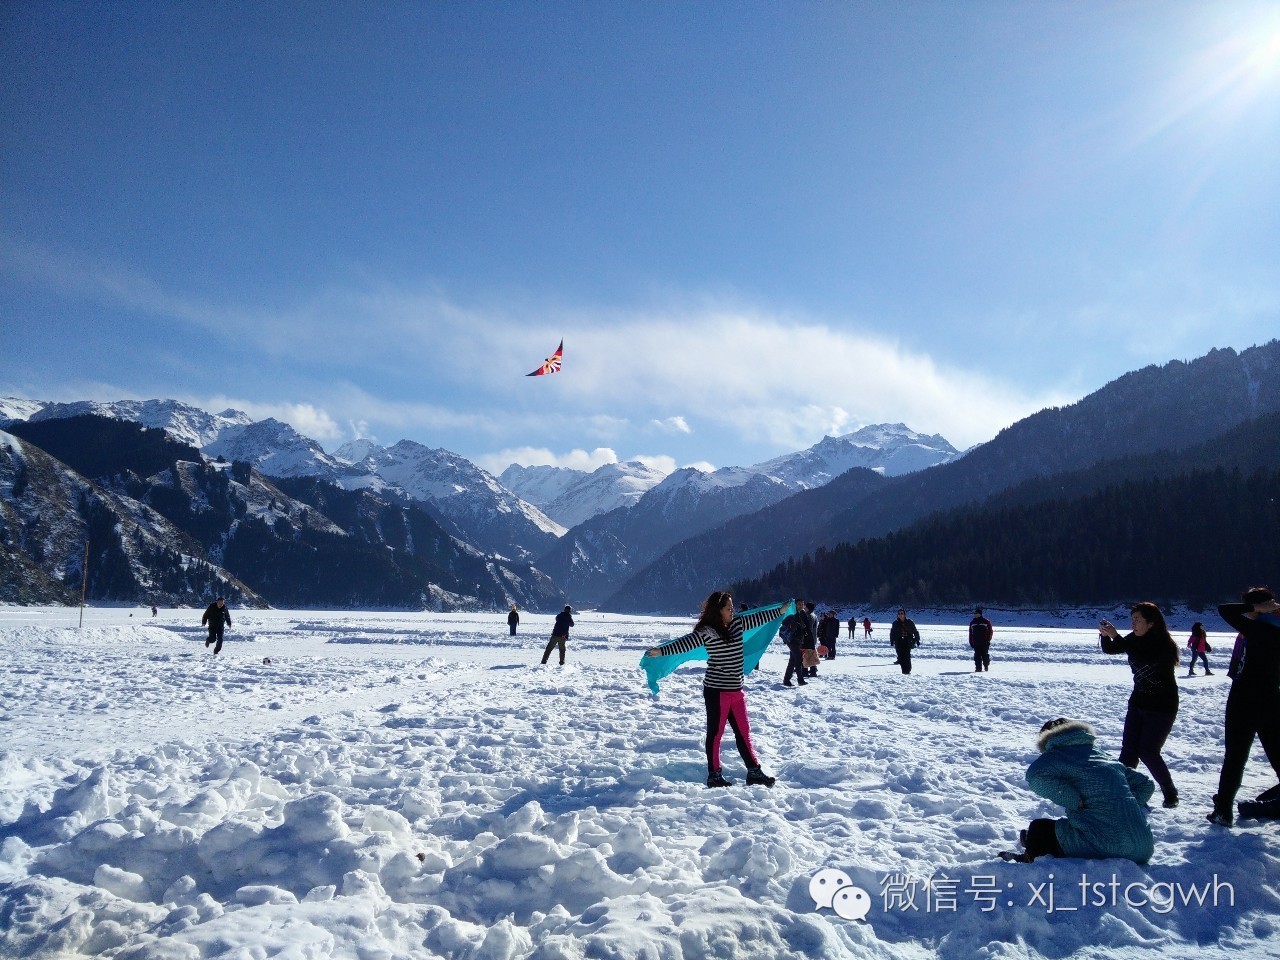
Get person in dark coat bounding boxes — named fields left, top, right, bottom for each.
left=1208, top=586, right=1280, bottom=826
left=802, top=602, right=821, bottom=677
left=202, top=597, right=231, bottom=655
left=890, top=608, right=920, bottom=674
left=969, top=607, right=993, bottom=672
left=819, top=610, right=840, bottom=660
left=1100, top=602, right=1180, bottom=808
left=541, top=605, right=574, bottom=666
left=847, top=616, right=856, bottom=640
left=508, top=605, right=520, bottom=636
left=781, top=601, right=813, bottom=686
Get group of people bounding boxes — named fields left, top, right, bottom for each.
left=643, top=584, right=1280, bottom=869
left=1009, top=587, right=1280, bottom=864
left=196, top=580, right=1280, bottom=864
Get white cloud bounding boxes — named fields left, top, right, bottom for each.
left=3, top=245, right=1077, bottom=454
left=650, top=416, right=692, bottom=434
left=630, top=454, right=678, bottom=475
left=682, top=461, right=717, bottom=473
left=207, top=398, right=344, bottom=443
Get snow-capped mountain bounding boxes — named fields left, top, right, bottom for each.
left=536, top=465, right=793, bottom=605
left=24, top=399, right=255, bottom=450
left=749, top=423, right=959, bottom=486
left=0, top=429, right=262, bottom=606
left=0, top=397, right=46, bottom=424
left=204, top=418, right=384, bottom=490
left=337, top=439, right=565, bottom=559
left=498, top=464, right=585, bottom=510
left=503, top=460, right=670, bottom=529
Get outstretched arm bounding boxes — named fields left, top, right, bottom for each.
left=646, top=630, right=703, bottom=658
left=731, top=600, right=792, bottom=633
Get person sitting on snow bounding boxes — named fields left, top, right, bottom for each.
left=1003, top=717, right=1155, bottom=864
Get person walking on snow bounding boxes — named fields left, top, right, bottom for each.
left=202, top=597, right=232, bottom=655
left=540, top=605, right=574, bottom=665
left=1100, top=602, right=1181, bottom=808
left=1186, top=622, right=1212, bottom=676
left=969, top=607, right=994, bottom=672
left=862, top=617, right=873, bottom=640
left=645, top=590, right=781, bottom=788
left=847, top=616, right=857, bottom=640
left=890, top=608, right=920, bottom=674
left=1002, top=718, right=1154, bottom=864
left=781, top=601, right=813, bottom=686
left=508, top=604, right=520, bottom=636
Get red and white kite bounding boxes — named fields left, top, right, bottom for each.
left=526, top=340, right=564, bottom=377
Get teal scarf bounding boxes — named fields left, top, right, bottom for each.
left=640, top=600, right=796, bottom=696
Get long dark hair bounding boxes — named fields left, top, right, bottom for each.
left=696, top=590, right=733, bottom=637
left=1132, top=601, right=1179, bottom=666
left=1191, top=621, right=1206, bottom=639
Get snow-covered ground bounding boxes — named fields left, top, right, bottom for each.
left=1, top=604, right=1276, bottom=959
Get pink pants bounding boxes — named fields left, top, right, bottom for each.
left=704, top=688, right=758, bottom=772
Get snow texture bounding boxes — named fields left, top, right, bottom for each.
left=0, top=604, right=1276, bottom=959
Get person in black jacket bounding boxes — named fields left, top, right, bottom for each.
left=1099, top=602, right=1180, bottom=808
left=202, top=597, right=232, bottom=655
left=1208, top=586, right=1280, bottom=825
left=969, top=608, right=993, bottom=672
left=781, top=601, right=813, bottom=686
left=507, top=605, right=520, bottom=636
left=819, top=611, right=840, bottom=660
left=890, top=608, right=920, bottom=674
left=802, top=602, right=821, bottom=677
left=541, top=605, right=574, bottom=666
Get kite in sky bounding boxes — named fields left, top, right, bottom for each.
left=526, top=340, right=564, bottom=377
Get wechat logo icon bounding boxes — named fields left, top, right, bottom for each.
left=809, top=868, right=871, bottom=921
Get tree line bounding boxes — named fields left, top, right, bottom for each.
left=733, top=466, right=1280, bottom=609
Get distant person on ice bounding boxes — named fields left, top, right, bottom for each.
left=202, top=597, right=231, bottom=655
left=645, top=590, right=780, bottom=788
left=863, top=616, right=873, bottom=640
left=969, top=607, right=993, bottom=672
left=508, top=604, right=520, bottom=636
left=890, top=608, right=920, bottom=674
left=1186, top=621, right=1212, bottom=676
left=1099, top=602, right=1181, bottom=808
left=1207, top=586, right=1280, bottom=826
left=819, top=609, right=840, bottom=660
left=540, top=605, right=574, bottom=666
left=1002, top=718, right=1154, bottom=864
left=847, top=615, right=856, bottom=639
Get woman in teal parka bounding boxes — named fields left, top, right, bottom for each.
left=1011, top=718, right=1156, bottom=864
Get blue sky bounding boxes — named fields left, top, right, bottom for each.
left=2, top=2, right=1278, bottom=476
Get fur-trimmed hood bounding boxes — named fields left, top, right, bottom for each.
left=1036, top=719, right=1096, bottom=753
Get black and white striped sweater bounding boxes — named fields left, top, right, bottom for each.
left=656, top=603, right=788, bottom=691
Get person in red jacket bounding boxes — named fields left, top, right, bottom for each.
left=1186, top=622, right=1213, bottom=676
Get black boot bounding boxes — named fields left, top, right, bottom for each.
left=707, top=769, right=732, bottom=788
left=1206, top=795, right=1234, bottom=826
left=746, top=765, right=775, bottom=787
left=1162, top=789, right=1179, bottom=809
